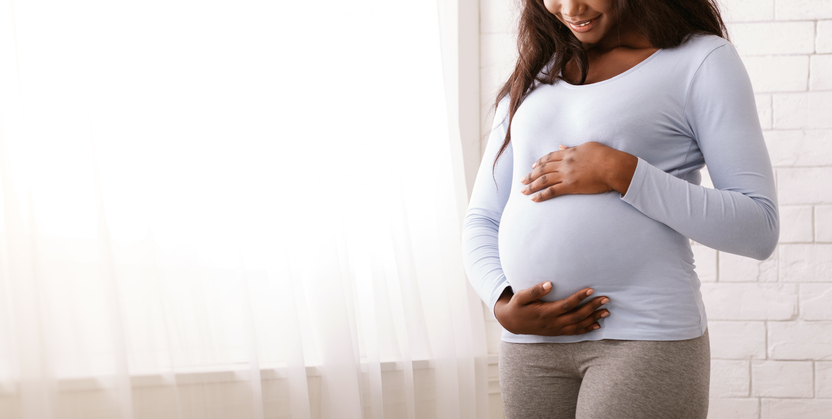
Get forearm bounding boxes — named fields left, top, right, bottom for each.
left=621, top=157, right=778, bottom=260
left=617, top=43, right=779, bottom=260
left=461, top=213, right=512, bottom=315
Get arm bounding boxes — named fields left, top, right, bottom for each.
left=619, top=44, right=779, bottom=260
left=521, top=44, right=779, bottom=260
left=461, top=97, right=513, bottom=316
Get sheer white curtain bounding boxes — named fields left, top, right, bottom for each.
left=0, top=0, right=490, bottom=418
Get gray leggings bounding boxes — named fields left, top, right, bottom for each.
left=499, top=330, right=710, bottom=419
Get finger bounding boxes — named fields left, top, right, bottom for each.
left=531, top=184, right=565, bottom=202
left=545, top=288, right=594, bottom=315
left=512, top=281, right=553, bottom=305
left=522, top=172, right=563, bottom=195
left=563, top=296, right=610, bottom=322
left=531, top=150, right=565, bottom=169
left=522, top=161, right=558, bottom=186
left=560, top=320, right=598, bottom=336
left=556, top=304, right=608, bottom=336
left=570, top=306, right=610, bottom=334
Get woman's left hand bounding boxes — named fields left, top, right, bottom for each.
left=521, top=141, right=638, bottom=202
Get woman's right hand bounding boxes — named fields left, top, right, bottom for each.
left=494, top=282, right=610, bottom=336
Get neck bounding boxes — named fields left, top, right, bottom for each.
left=585, top=21, right=653, bottom=52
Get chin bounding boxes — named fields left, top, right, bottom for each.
left=573, top=33, right=605, bottom=45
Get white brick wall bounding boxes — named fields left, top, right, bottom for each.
left=709, top=321, right=767, bottom=359
left=712, top=359, right=752, bottom=397
left=817, top=206, right=832, bottom=242
left=752, top=361, right=814, bottom=397
left=818, top=21, right=832, bottom=53
left=478, top=1, right=832, bottom=418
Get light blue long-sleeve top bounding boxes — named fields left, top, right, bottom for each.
left=461, top=34, right=779, bottom=343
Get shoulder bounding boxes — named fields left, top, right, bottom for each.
left=663, top=33, right=734, bottom=68
left=657, top=34, right=743, bottom=86
left=676, top=33, right=731, bottom=54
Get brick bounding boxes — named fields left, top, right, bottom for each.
left=756, top=94, right=772, bottom=129
left=780, top=244, right=832, bottom=282
left=773, top=93, right=807, bottom=129
left=720, top=0, right=774, bottom=22
left=800, top=284, right=832, bottom=320
left=816, top=362, right=832, bottom=398
left=480, top=65, right=512, bottom=135
left=480, top=33, right=517, bottom=70
left=774, top=0, right=832, bottom=20
left=743, top=55, right=808, bottom=92
left=811, top=55, right=832, bottom=91
left=718, top=251, right=777, bottom=282
left=817, top=206, right=832, bottom=242
left=711, top=360, right=750, bottom=397
left=779, top=168, right=832, bottom=205
left=486, top=320, right=502, bottom=355
left=764, top=130, right=832, bottom=167
left=693, top=244, right=717, bottom=282
left=761, top=399, right=832, bottom=419
left=768, top=321, right=832, bottom=360
left=480, top=65, right=512, bottom=106
left=778, top=206, right=813, bottom=243
left=808, top=91, right=832, bottom=128
left=819, top=20, right=832, bottom=54
left=752, top=360, right=814, bottom=397
left=731, top=22, right=815, bottom=55
left=700, top=166, right=714, bottom=189
left=707, top=398, right=759, bottom=419
left=480, top=0, right=519, bottom=34
left=708, top=321, right=766, bottom=359
left=701, top=283, right=797, bottom=320
left=481, top=301, right=496, bottom=322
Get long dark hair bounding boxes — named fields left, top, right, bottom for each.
left=491, top=0, right=727, bottom=169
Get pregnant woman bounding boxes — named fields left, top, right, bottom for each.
left=461, top=0, right=779, bottom=417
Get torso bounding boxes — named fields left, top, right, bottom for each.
left=497, top=34, right=731, bottom=343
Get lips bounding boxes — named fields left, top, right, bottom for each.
left=565, top=16, right=599, bottom=33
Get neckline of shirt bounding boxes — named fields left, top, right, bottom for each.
left=552, top=48, right=665, bottom=89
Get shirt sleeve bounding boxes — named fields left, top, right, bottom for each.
left=461, top=97, right=513, bottom=316
left=620, top=43, right=779, bottom=260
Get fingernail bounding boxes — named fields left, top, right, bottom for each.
left=600, top=298, right=609, bottom=304
left=542, top=282, right=552, bottom=291
left=601, top=311, right=609, bottom=318
left=593, top=325, right=600, bottom=330
left=586, top=289, right=594, bottom=296
left=532, top=162, right=537, bottom=169
left=522, top=187, right=529, bottom=194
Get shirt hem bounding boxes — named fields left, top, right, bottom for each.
left=500, top=323, right=707, bottom=343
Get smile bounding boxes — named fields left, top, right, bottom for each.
left=566, top=16, right=599, bottom=33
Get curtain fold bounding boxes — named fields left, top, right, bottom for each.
left=0, top=0, right=489, bottom=418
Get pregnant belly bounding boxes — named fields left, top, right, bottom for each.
left=498, top=191, right=688, bottom=303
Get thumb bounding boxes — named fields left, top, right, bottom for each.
left=514, top=281, right=553, bottom=305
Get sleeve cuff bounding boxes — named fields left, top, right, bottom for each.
left=620, top=156, right=649, bottom=205
left=487, top=280, right=512, bottom=319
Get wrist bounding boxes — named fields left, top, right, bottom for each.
left=493, top=287, right=514, bottom=325
left=606, top=150, right=638, bottom=195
